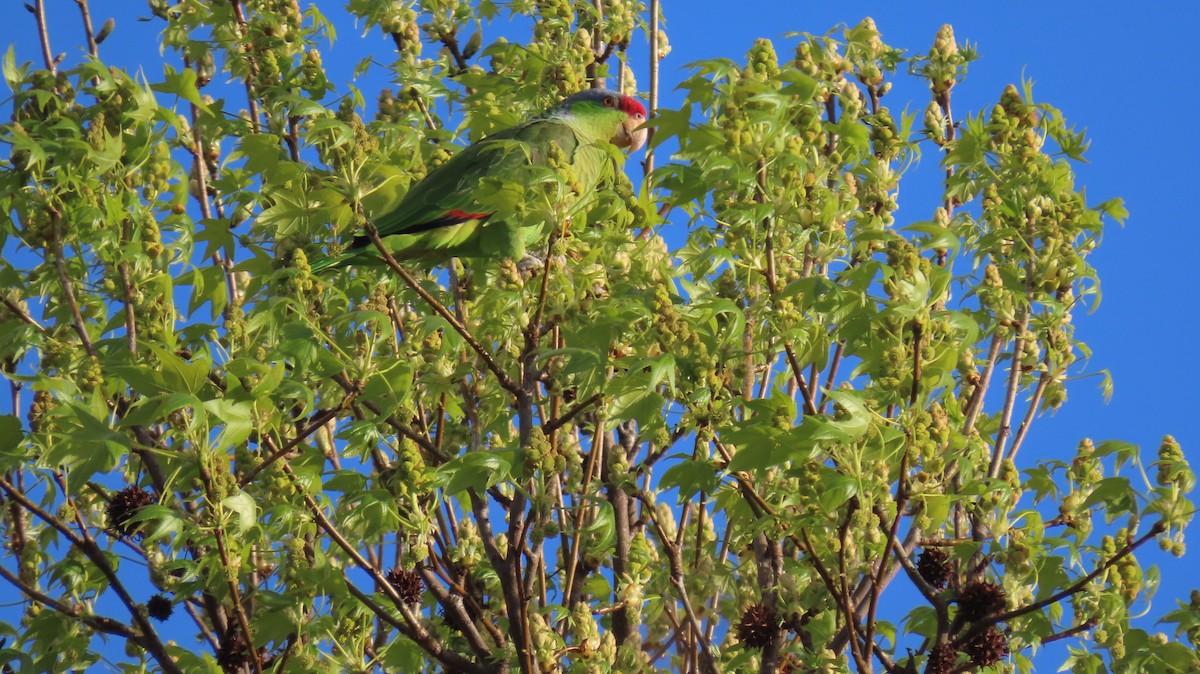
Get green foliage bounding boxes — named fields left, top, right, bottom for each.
left=0, top=4, right=1194, bottom=674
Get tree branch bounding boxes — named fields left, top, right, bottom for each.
left=32, top=0, right=56, bottom=73
left=364, top=224, right=520, bottom=395
left=969, top=521, right=1166, bottom=634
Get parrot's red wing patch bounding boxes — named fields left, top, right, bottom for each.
left=447, top=209, right=492, bottom=221
left=387, top=209, right=494, bottom=236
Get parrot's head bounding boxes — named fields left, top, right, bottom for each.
left=558, top=89, right=648, bottom=153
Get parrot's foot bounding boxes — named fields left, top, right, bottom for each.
left=516, top=254, right=545, bottom=276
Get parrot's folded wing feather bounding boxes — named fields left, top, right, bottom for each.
left=371, top=118, right=581, bottom=242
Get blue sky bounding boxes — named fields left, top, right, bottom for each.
left=4, top=0, right=1198, bottom=670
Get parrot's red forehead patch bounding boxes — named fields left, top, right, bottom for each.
left=620, top=97, right=646, bottom=118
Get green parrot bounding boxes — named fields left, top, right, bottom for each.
left=312, top=89, right=647, bottom=271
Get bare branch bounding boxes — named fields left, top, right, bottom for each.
left=364, top=224, right=520, bottom=395
left=32, top=0, right=55, bottom=73
left=74, top=0, right=99, bottom=58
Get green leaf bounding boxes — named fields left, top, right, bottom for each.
left=1033, top=554, right=1069, bottom=600
left=128, top=504, right=181, bottom=542
left=176, top=264, right=229, bottom=316
left=381, top=637, right=426, bottom=672
left=583, top=499, right=616, bottom=556
left=203, top=399, right=255, bottom=450
left=146, top=344, right=209, bottom=396
left=903, top=605, right=938, bottom=639
left=230, top=134, right=286, bottom=179
left=0, top=415, right=23, bottom=457
left=1094, top=439, right=1138, bottom=467
left=324, top=470, right=368, bottom=494
left=920, top=494, right=951, bottom=525
left=906, top=221, right=960, bottom=253
left=780, top=69, right=818, bottom=101
left=2, top=45, right=26, bottom=92
left=436, top=450, right=513, bottom=496
left=822, top=390, right=872, bottom=439
left=660, top=457, right=722, bottom=500
left=724, top=435, right=785, bottom=473
left=151, top=65, right=210, bottom=113
left=644, top=107, right=691, bottom=147
left=817, top=469, right=858, bottom=511
left=1082, top=476, right=1137, bottom=516
left=1094, top=197, right=1128, bottom=223
left=40, top=402, right=130, bottom=490
left=222, top=492, right=258, bottom=534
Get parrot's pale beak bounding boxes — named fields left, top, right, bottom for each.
left=615, top=115, right=648, bottom=153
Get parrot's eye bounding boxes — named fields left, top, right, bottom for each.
left=603, top=96, right=617, bottom=108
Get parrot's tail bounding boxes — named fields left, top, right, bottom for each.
left=309, top=250, right=353, bottom=274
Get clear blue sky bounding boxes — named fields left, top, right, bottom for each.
left=4, top=0, right=1198, bottom=670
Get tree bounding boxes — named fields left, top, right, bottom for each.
left=0, top=1, right=1195, bottom=673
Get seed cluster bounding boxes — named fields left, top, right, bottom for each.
left=107, top=486, right=155, bottom=539
left=386, top=567, right=425, bottom=605
left=736, top=603, right=779, bottom=650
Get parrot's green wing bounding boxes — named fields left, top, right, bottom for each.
left=310, top=90, right=640, bottom=272
left=356, top=116, right=591, bottom=261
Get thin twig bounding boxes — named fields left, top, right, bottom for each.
left=972, top=522, right=1166, bottom=632
left=364, top=224, right=520, bottom=395
left=216, top=528, right=263, bottom=674
left=239, top=402, right=354, bottom=487
left=650, top=503, right=719, bottom=674
left=409, top=87, right=438, bottom=130
left=863, top=453, right=909, bottom=656
left=543, top=392, right=602, bottom=434
left=1007, top=365, right=1051, bottom=463
left=935, top=85, right=956, bottom=266
left=74, top=0, right=99, bottom=58
left=1040, top=618, right=1098, bottom=645
left=32, top=0, right=56, bottom=73
left=962, top=331, right=1004, bottom=434
left=0, top=564, right=136, bottom=639
left=836, top=504, right=872, bottom=673
left=783, top=344, right=819, bottom=416
left=990, top=315, right=1028, bottom=478
left=1, top=295, right=44, bottom=332
left=0, top=476, right=183, bottom=674
left=278, top=462, right=487, bottom=674
left=118, top=262, right=138, bottom=352
left=229, top=0, right=262, bottom=130
left=818, top=342, right=845, bottom=412
left=910, top=320, right=923, bottom=407
left=586, top=0, right=605, bottom=88
left=49, top=212, right=95, bottom=356
left=644, top=0, right=660, bottom=176
left=437, top=30, right=470, bottom=74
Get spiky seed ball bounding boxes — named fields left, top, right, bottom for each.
left=925, top=642, right=958, bottom=674
left=917, top=548, right=952, bottom=589
left=735, top=603, right=778, bottom=650
left=107, top=486, right=155, bottom=539
left=964, top=625, right=1009, bottom=667
left=146, top=593, right=173, bottom=622
left=956, top=580, right=1006, bottom=622
left=386, top=568, right=424, bottom=604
